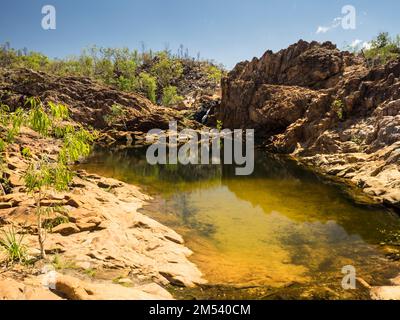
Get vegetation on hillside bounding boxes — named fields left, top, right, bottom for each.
left=0, top=43, right=225, bottom=106
left=348, top=32, right=400, bottom=66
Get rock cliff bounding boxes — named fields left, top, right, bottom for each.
left=217, top=40, right=400, bottom=207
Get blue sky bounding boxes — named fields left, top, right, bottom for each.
left=0, top=0, right=399, bottom=68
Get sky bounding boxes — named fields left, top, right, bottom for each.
left=0, top=0, right=399, bottom=69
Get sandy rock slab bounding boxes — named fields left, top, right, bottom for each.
left=49, top=273, right=173, bottom=300
left=0, top=277, right=61, bottom=300
left=371, top=286, right=400, bottom=300
left=0, top=273, right=173, bottom=300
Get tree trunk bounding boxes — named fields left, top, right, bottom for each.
left=37, top=191, right=46, bottom=260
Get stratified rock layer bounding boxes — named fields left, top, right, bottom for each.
left=0, top=67, right=199, bottom=132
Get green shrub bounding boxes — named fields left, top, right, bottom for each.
left=331, top=99, right=345, bottom=120
left=162, top=86, right=184, bottom=106
left=364, top=32, right=400, bottom=65
left=43, top=214, right=69, bottom=231
left=26, top=98, right=51, bottom=136
left=206, top=65, right=223, bottom=83
left=21, top=147, right=32, bottom=158
left=0, top=226, right=27, bottom=264
left=151, top=52, right=183, bottom=87
left=103, top=104, right=128, bottom=128
left=139, top=72, right=157, bottom=103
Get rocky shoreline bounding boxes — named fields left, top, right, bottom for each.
left=217, top=40, right=400, bottom=210
left=0, top=128, right=205, bottom=300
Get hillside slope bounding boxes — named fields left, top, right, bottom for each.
left=0, top=67, right=200, bottom=133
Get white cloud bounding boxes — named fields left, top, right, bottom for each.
left=316, top=26, right=329, bottom=34
left=362, top=42, right=372, bottom=50
left=350, top=39, right=362, bottom=48
left=316, top=17, right=342, bottom=34
left=347, top=40, right=372, bottom=51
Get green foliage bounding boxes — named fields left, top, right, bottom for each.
left=206, top=65, right=223, bottom=83
left=22, top=99, right=94, bottom=259
left=216, top=120, right=223, bottom=131
left=52, top=254, right=78, bottom=270
left=115, top=76, right=138, bottom=92
left=1, top=44, right=225, bottom=106
left=43, top=214, right=69, bottom=231
left=27, top=99, right=51, bottom=136
left=139, top=72, right=157, bottom=103
left=161, top=86, right=184, bottom=107
left=48, top=102, right=69, bottom=120
left=0, top=106, right=25, bottom=143
left=331, top=99, right=345, bottom=120
left=0, top=138, right=6, bottom=153
left=0, top=226, right=27, bottom=264
left=54, top=124, right=74, bottom=139
left=151, top=52, right=183, bottom=87
left=24, top=158, right=56, bottom=193
left=21, top=147, right=31, bottom=158
left=59, top=127, right=94, bottom=164
left=103, top=104, right=128, bottom=128
left=364, top=32, right=400, bottom=65
left=84, top=268, right=97, bottom=277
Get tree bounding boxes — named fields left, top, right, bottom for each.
left=151, top=52, right=183, bottom=88
left=22, top=98, right=94, bottom=259
left=103, top=104, right=129, bottom=129
left=374, top=32, right=390, bottom=49
left=139, top=72, right=157, bottom=103
left=162, top=86, right=184, bottom=107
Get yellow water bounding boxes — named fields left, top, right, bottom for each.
left=79, top=147, right=400, bottom=299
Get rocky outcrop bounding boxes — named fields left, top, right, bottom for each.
left=0, top=68, right=199, bottom=133
left=217, top=40, right=400, bottom=207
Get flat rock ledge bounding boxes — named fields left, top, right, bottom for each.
left=370, top=275, right=400, bottom=300
left=0, top=135, right=205, bottom=299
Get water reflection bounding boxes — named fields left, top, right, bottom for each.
left=79, top=146, right=400, bottom=292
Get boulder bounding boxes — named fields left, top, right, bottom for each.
left=0, top=278, right=62, bottom=300
left=52, top=223, right=80, bottom=236
left=52, top=273, right=172, bottom=300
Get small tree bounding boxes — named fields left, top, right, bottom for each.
left=161, top=86, right=184, bottom=107
left=103, top=104, right=129, bottom=129
left=151, top=52, right=183, bottom=88
left=206, top=65, right=223, bottom=84
left=139, top=72, right=157, bottom=103
left=22, top=98, right=94, bottom=259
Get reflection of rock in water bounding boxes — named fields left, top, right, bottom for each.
left=89, top=146, right=222, bottom=184
left=171, top=193, right=216, bottom=237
